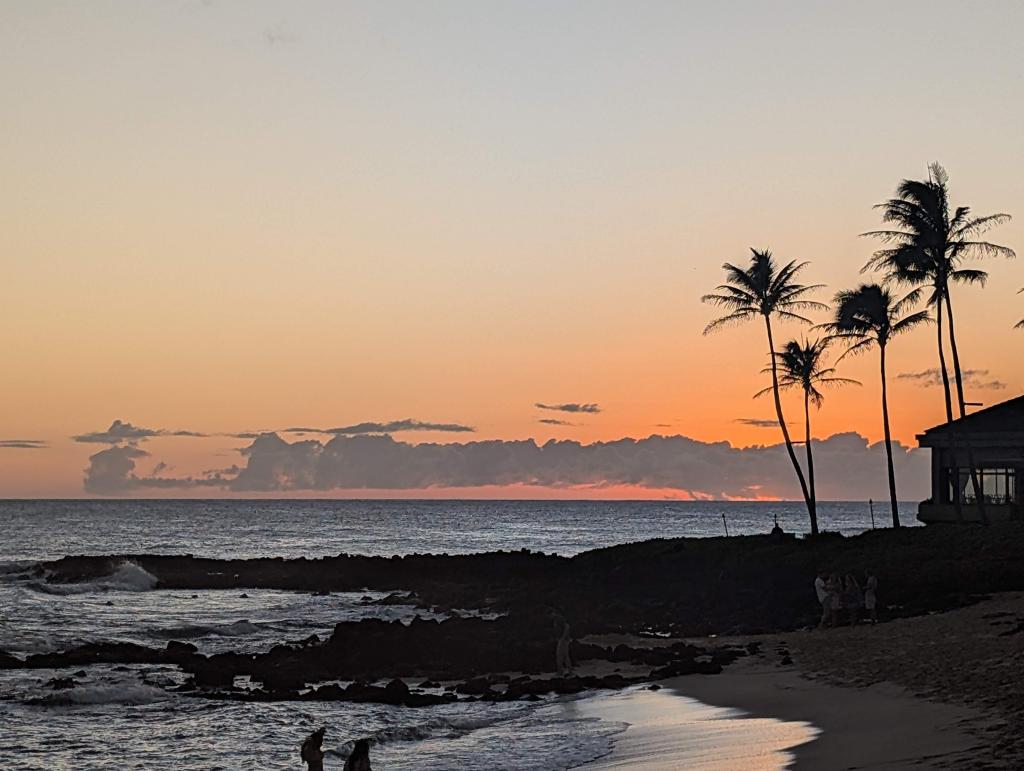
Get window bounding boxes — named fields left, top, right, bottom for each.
left=950, top=467, right=1016, bottom=505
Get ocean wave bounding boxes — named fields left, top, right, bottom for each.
left=28, top=683, right=169, bottom=707
left=151, top=620, right=264, bottom=639
left=329, top=713, right=511, bottom=758
left=27, top=562, right=158, bottom=595
left=0, top=560, right=38, bottom=579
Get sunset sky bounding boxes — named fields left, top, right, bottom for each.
left=2, top=1, right=1022, bottom=498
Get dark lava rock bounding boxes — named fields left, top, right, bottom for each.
left=46, top=677, right=76, bottom=690
left=0, top=650, right=25, bottom=669
left=166, top=641, right=198, bottom=655
left=24, top=642, right=165, bottom=669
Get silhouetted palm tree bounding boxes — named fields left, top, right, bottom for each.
left=703, top=249, right=827, bottom=533
left=864, top=163, right=1014, bottom=423
left=756, top=339, right=859, bottom=520
left=823, top=284, right=929, bottom=527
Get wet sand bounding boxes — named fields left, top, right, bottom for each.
left=580, top=659, right=980, bottom=770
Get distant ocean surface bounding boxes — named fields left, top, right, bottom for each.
left=0, top=498, right=913, bottom=563
left=0, top=499, right=904, bottom=770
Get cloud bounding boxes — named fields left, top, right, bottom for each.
left=88, top=430, right=929, bottom=500
left=535, top=403, right=602, bottom=414
left=0, top=439, right=47, bottom=449
left=82, top=444, right=231, bottom=495
left=538, top=418, right=577, bottom=426
left=73, top=420, right=208, bottom=444
left=83, top=445, right=150, bottom=494
left=284, top=420, right=475, bottom=435
left=897, top=368, right=1006, bottom=390
left=735, top=418, right=788, bottom=428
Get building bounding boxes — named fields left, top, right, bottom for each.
left=917, top=395, right=1024, bottom=523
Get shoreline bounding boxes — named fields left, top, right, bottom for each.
left=578, top=658, right=981, bottom=770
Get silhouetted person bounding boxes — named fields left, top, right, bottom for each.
left=301, top=727, right=326, bottom=771
left=554, top=616, right=573, bottom=676
left=825, top=573, right=842, bottom=627
left=814, top=570, right=829, bottom=629
left=844, top=573, right=862, bottom=625
left=343, top=738, right=372, bottom=771
left=864, top=569, right=878, bottom=623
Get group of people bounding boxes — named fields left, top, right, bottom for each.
left=301, top=729, right=371, bottom=771
left=815, top=569, right=878, bottom=629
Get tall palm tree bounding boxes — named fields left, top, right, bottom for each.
left=823, top=285, right=929, bottom=527
left=703, top=248, right=827, bottom=533
left=756, top=339, right=859, bottom=520
left=863, top=163, right=1014, bottom=424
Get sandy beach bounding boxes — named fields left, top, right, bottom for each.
left=581, top=592, right=1024, bottom=770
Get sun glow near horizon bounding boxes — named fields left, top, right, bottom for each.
left=1, top=1, right=1023, bottom=498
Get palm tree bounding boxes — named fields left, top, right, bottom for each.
left=756, top=339, right=859, bottom=520
left=823, top=284, right=929, bottom=527
left=703, top=248, right=827, bottom=533
left=863, top=163, right=1014, bottom=424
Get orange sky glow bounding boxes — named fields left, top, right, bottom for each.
left=1, top=2, right=1022, bottom=498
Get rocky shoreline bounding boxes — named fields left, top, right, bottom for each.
left=5, top=523, right=1024, bottom=710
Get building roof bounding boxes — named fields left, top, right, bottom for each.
left=918, top=394, right=1024, bottom=446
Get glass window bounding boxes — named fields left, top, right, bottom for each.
left=952, top=467, right=1016, bottom=505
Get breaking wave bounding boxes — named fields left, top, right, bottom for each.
left=27, top=562, right=158, bottom=595
left=28, top=683, right=169, bottom=707
left=151, top=620, right=264, bottom=639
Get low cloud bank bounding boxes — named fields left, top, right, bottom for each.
left=284, top=420, right=475, bottom=435
left=82, top=430, right=929, bottom=500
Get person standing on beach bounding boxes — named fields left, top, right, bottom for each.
left=844, top=574, right=863, bottom=625
left=826, top=573, right=842, bottom=627
left=555, top=616, right=573, bottom=676
left=815, top=570, right=829, bottom=629
left=864, top=570, right=879, bottom=624
left=300, top=727, right=326, bottom=771
left=343, top=739, right=372, bottom=771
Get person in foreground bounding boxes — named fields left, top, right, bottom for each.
left=301, top=730, right=373, bottom=770
left=343, top=739, right=372, bottom=771
left=300, top=728, right=326, bottom=771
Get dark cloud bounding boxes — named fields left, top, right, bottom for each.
left=83, top=445, right=150, bottom=494
left=898, top=368, right=1006, bottom=390
left=535, top=403, right=602, bottom=414
left=284, top=420, right=475, bottom=435
left=82, top=444, right=230, bottom=495
left=88, top=431, right=928, bottom=500
left=73, top=420, right=208, bottom=444
left=735, top=418, right=787, bottom=428
left=538, top=418, right=576, bottom=426
left=0, top=439, right=47, bottom=449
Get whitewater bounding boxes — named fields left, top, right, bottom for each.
left=0, top=499, right=899, bottom=769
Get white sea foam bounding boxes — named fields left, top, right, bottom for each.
left=31, top=683, right=169, bottom=707
left=153, top=620, right=263, bottom=639
left=28, top=562, right=159, bottom=595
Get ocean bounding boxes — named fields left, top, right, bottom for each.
left=0, top=499, right=901, bottom=769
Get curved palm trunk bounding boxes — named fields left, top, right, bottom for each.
left=944, top=293, right=989, bottom=525
left=764, top=316, right=817, bottom=534
left=803, top=389, right=817, bottom=520
left=935, top=300, right=953, bottom=424
left=880, top=343, right=900, bottom=527
left=935, top=300, right=964, bottom=523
